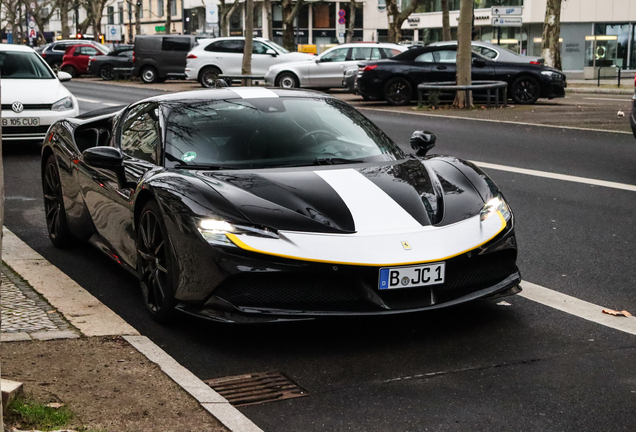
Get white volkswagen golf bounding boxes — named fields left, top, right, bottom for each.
left=1, top=44, right=79, bottom=142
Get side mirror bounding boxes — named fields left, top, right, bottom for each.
left=57, top=71, right=72, bottom=82
left=265, top=48, right=277, bottom=56
left=410, top=130, right=436, bottom=156
left=82, top=146, right=124, bottom=169
left=472, top=57, right=486, bottom=67
left=315, top=58, right=321, bottom=63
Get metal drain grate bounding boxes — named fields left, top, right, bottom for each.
left=205, top=371, right=308, bottom=407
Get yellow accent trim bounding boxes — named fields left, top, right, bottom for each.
left=225, top=212, right=508, bottom=267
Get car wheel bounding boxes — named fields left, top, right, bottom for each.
left=61, top=65, right=77, bottom=78
left=42, top=155, right=73, bottom=248
left=384, top=78, right=412, bottom=106
left=51, top=61, right=62, bottom=73
left=276, top=72, right=299, bottom=89
left=140, top=66, right=158, bottom=84
left=510, top=76, right=540, bottom=105
left=137, top=200, right=176, bottom=323
left=199, top=66, right=221, bottom=88
left=100, top=64, right=114, bottom=80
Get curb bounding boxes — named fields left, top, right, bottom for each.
left=1, top=227, right=262, bottom=432
left=566, top=87, right=633, bottom=95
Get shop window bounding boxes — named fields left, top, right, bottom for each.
left=313, top=3, right=334, bottom=28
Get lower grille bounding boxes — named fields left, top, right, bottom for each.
left=2, top=104, right=52, bottom=110
left=3, top=125, right=50, bottom=135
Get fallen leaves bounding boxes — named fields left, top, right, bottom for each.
left=602, top=309, right=632, bottom=317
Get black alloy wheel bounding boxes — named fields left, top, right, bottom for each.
left=140, top=66, right=158, bottom=84
left=384, top=77, right=413, bottom=106
left=200, top=66, right=222, bottom=88
left=511, top=75, right=541, bottom=105
left=43, top=155, right=73, bottom=248
left=137, top=201, right=176, bottom=322
left=61, top=65, right=77, bottom=78
left=100, top=64, right=114, bottom=80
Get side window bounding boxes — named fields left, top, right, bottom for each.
left=204, top=41, right=222, bottom=52
left=370, top=48, right=382, bottom=60
left=120, top=103, right=159, bottom=164
left=223, top=40, right=245, bottom=53
left=349, top=47, right=372, bottom=61
left=54, top=44, right=69, bottom=52
left=436, top=50, right=457, bottom=63
left=252, top=41, right=269, bottom=54
left=415, top=52, right=435, bottom=62
left=383, top=48, right=401, bottom=57
left=480, top=47, right=498, bottom=59
left=73, top=47, right=82, bottom=56
left=118, top=50, right=133, bottom=57
left=162, top=37, right=191, bottom=51
left=84, top=47, right=99, bottom=56
left=320, top=48, right=348, bottom=62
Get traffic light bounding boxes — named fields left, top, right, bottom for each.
left=76, top=33, right=82, bottom=39
left=99, top=34, right=104, bottom=43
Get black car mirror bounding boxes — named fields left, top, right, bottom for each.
left=472, top=57, right=486, bottom=67
left=82, top=146, right=124, bottom=170
left=410, top=130, right=436, bottom=156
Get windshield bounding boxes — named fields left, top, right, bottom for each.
left=164, top=97, right=405, bottom=169
left=264, top=40, right=289, bottom=54
left=0, top=51, right=55, bottom=79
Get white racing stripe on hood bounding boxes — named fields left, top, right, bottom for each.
left=315, top=168, right=421, bottom=232
left=229, top=87, right=279, bottom=99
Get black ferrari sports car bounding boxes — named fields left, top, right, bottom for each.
left=41, top=87, right=521, bottom=323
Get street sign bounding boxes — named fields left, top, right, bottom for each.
left=28, top=28, right=36, bottom=39
left=491, top=6, right=522, bottom=16
left=338, top=9, right=346, bottom=17
left=106, top=24, right=122, bottom=41
left=338, top=17, right=345, bottom=25
left=206, top=1, right=218, bottom=25
left=491, top=16, right=522, bottom=27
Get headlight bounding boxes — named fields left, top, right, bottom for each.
left=480, top=196, right=511, bottom=222
left=197, top=218, right=279, bottom=247
left=51, top=96, right=74, bottom=111
left=541, top=71, right=561, bottom=80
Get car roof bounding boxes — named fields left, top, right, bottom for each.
left=0, top=44, right=36, bottom=53
left=139, top=87, right=334, bottom=105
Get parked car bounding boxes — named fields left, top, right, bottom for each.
left=428, top=41, right=544, bottom=64
left=133, top=35, right=197, bottom=83
left=61, top=44, right=105, bottom=77
left=356, top=46, right=566, bottom=106
left=39, top=40, right=110, bottom=72
left=1, top=44, right=79, bottom=142
left=264, top=43, right=407, bottom=89
left=41, top=86, right=520, bottom=323
left=631, top=75, right=636, bottom=139
left=87, top=46, right=134, bottom=80
left=185, top=37, right=313, bottom=88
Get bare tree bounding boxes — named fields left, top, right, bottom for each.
left=241, top=0, right=253, bottom=85
left=219, top=0, right=239, bottom=37
left=385, top=0, right=419, bottom=44
left=30, top=0, right=59, bottom=45
left=452, top=0, right=472, bottom=108
left=2, top=0, right=25, bottom=44
left=60, top=0, right=70, bottom=39
left=79, top=0, right=108, bottom=39
left=441, top=0, right=450, bottom=41
left=281, top=0, right=303, bottom=51
left=346, top=0, right=356, bottom=43
left=541, top=0, right=562, bottom=69
left=263, top=0, right=272, bottom=39
left=165, top=0, right=171, bottom=33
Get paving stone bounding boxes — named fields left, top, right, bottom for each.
left=1, top=333, right=31, bottom=342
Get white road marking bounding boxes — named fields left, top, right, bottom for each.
left=359, top=107, right=633, bottom=135
left=102, top=102, right=120, bottom=106
left=473, top=160, right=636, bottom=193
left=519, top=281, right=636, bottom=336
left=75, top=97, right=102, bottom=103
left=584, top=97, right=632, bottom=102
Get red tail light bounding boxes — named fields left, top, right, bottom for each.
left=41, top=52, right=46, bottom=57
left=187, top=54, right=197, bottom=59
left=132, top=51, right=135, bottom=62
left=529, top=61, right=541, bottom=65
left=359, top=65, right=378, bottom=72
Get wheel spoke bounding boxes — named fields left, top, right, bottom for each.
left=156, top=263, right=168, bottom=274
left=140, top=219, right=150, bottom=249
left=154, top=240, right=164, bottom=256
left=153, top=270, right=165, bottom=303
left=44, top=193, right=57, bottom=201
left=138, top=249, right=153, bottom=261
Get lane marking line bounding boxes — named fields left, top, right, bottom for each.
left=519, top=281, right=636, bottom=336
left=472, top=160, right=636, bottom=192
left=75, top=97, right=102, bottom=103
left=1, top=227, right=139, bottom=337
left=124, top=335, right=264, bottom=432
left=102, top=102, right=120, bottom=106
left=359, top=107, right=633, bottom=135
left=584, top=97, right=632, bottom=102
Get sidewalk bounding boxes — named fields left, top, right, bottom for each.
left=1, top=228, right=259, bottom=432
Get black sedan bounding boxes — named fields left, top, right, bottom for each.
left=356, top=46, right=566, bottom=106
left=87, top=46, right=134, bottom=80
left=41, top=88, right=520, bottom=323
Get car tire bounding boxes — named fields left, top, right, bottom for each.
left=276, top=72, right=299, bottom=89
left=384, top=78, right=412, bottom=106
left=137, top=200, right=177, bottom=323
left=51, top=61, right=62, bottom=73
left=61, top=65, right=77, bottom=78
left=140, top=66, right=158, bottom=84
left=199, top=66, right=222, bottom=88
left=43, top=154, right=74, bottom=248
left=100, top=64, right=114, bottom=80
left=510, top=75, right=541, bottom=105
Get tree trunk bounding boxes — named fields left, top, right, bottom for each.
left=264, top=0, right=272, bottom=40
left=441, top=0, right=451, bottom=41
left=241, top=0, right=253, bottom=85
left=0, top=69, right=5, bottom=432
left=385, top=0, right=419, bottom=44
left=60, top=0, right=70, bottom=39
left=166, top=0, right=172, bottom=34
left=220, top=0, right=239, bottom=37
left=346, top=0, right=355, bottom=43
left=541, top=0, right=562, bottom=70
left=135, top=1, right=141, bottom=36
left=452, top=0, right=473, bottom=109
left=282, top=0, right=303, bottom=51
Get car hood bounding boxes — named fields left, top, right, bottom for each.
left=182, top=158, right=487, bottom=234
left=1, top=78, right=70, bottom=105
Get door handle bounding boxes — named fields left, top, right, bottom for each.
left=436, top=66, right=447, bottom=70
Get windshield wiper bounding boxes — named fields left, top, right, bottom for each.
left=313, top=158, right=364, bottom=165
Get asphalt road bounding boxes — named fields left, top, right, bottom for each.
left=3, top=81, right=636, bottom=431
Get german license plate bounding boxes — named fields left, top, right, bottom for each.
left=2, top=117, right=40, bottom=127
left=379, top=262, right=445, bottom=290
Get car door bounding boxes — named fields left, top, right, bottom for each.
left=309, top=47, right=351, bottom=87
left=206, top=39, right=245, bottom=75
left=77, top=46, right=100, bottom=73
left=161, top=37, right=192, bottom=76
left=250, top=41, right=280, bottom=75
left=427, top=49, right=457, bottom=82
left=406, top=51, right=435, bottom=85
left=79, top=102, right=161, bottom=267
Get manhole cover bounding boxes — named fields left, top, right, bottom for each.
left=205, top=371, right=307, bottom=407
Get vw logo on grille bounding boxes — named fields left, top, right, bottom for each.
left=11, top=102, right=24, bottom=113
